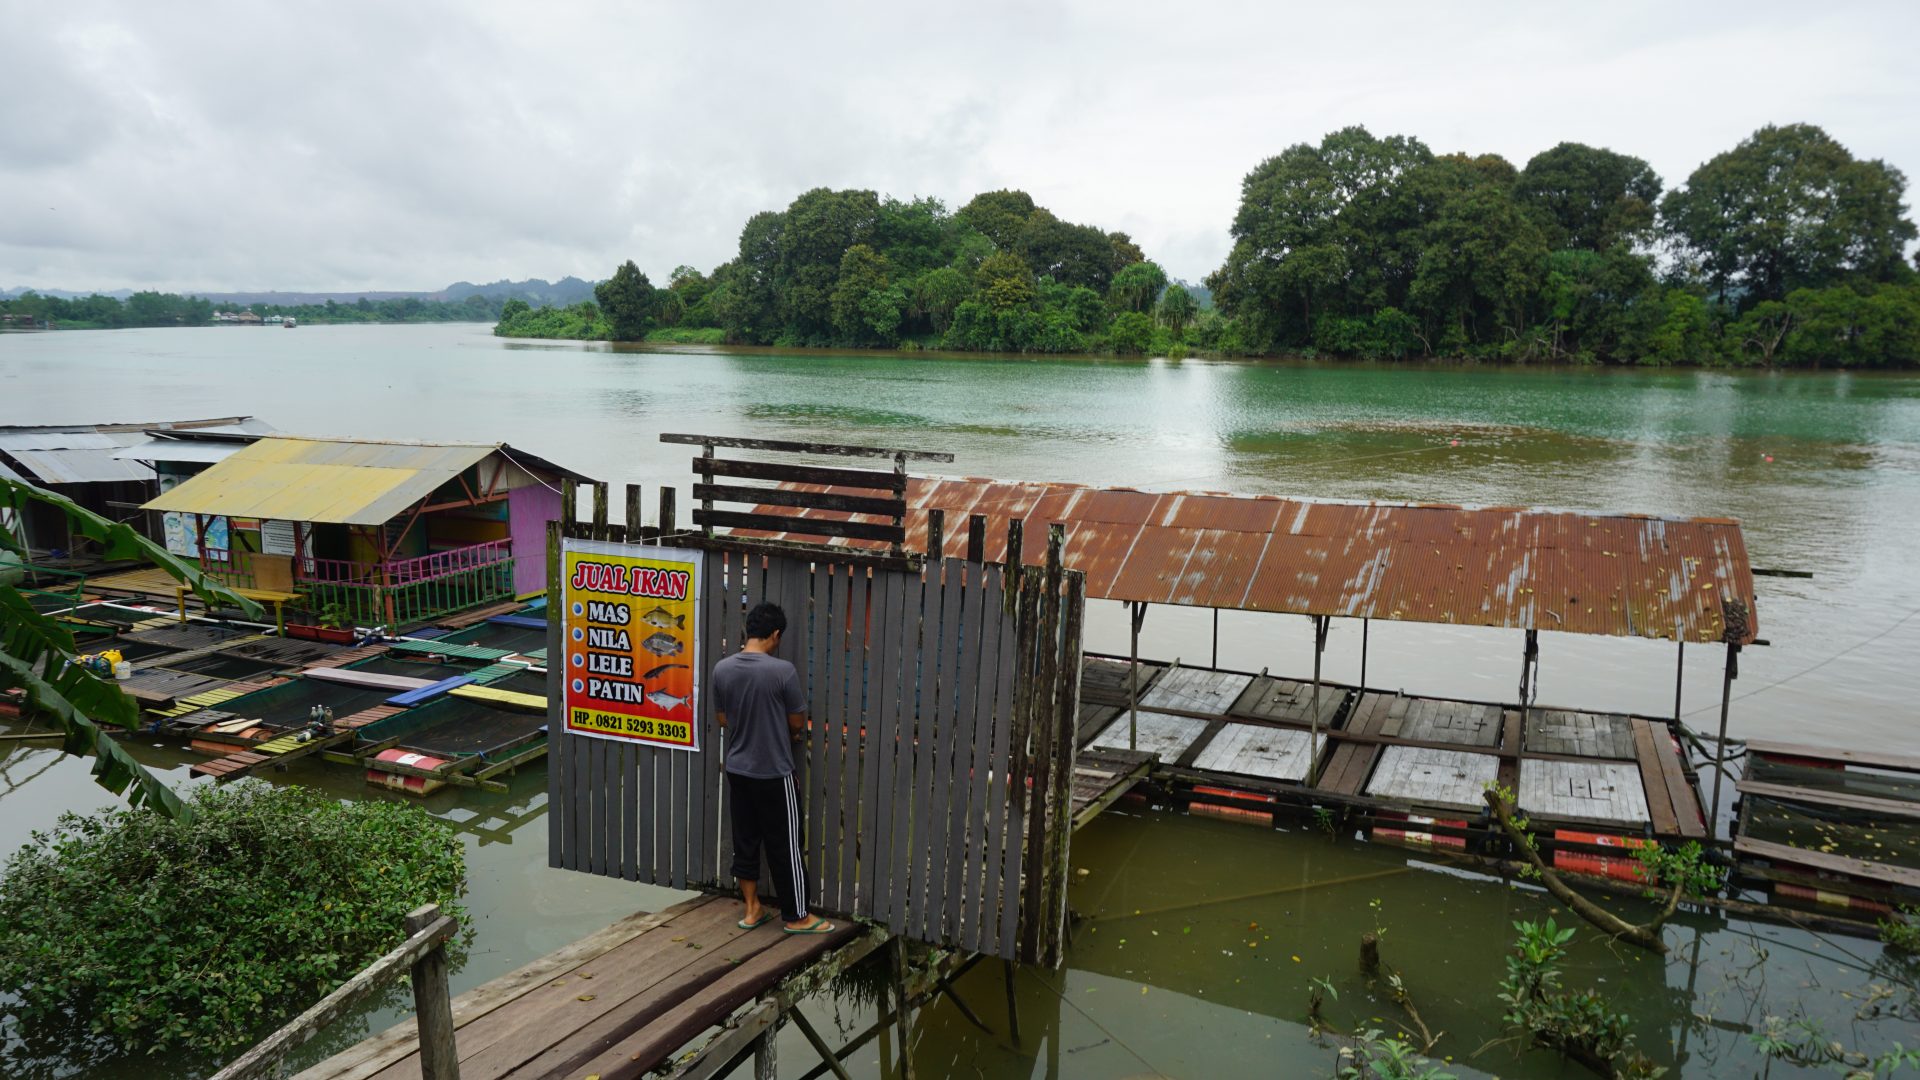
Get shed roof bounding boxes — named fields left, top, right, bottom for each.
left=0, top=418, right=271, bottom=486
left=740, top=477, right=1759, bottom=645
left=140, top=435, right=584, bottom=525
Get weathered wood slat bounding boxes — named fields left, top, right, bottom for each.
left=1745, top=740, right=1920, bottom=774
left=1630, top=719, right=1681, bottom=836
left=962, top=563, right=1005, bottom=953
left=1738, top=780, right=1920, bottom=821
left=661, top=433, right=953, bottom=462
left=1736, top=835, right=1920, bottom=889
left=693, top=508, right=905, bottom=544
left=806, top=563, right=835, bottom=907
left=692, top=482, right=904, bottom=518
left=699, top=456, right=907, bottom=493
left=885, top=567, right=918, bottom=931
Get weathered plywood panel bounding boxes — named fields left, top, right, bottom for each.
left=1191, top=723, right=1319, bottom=783
left=1365, top=746, right=1500, bottom=811
left=1526, top=709, right=1636, bottom=759
left=1089, top=711, right=1210, bottom=763
left=1518, top=759, right=1651, bottom=824
left=1137, top=667, right=1253, bottom=717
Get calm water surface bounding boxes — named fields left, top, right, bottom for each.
left=3, top=324, right=1918, bottom=1077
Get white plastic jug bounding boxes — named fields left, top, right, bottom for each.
left=113, top=661, right=132, bottom=680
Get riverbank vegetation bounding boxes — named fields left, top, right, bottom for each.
left=0, top=783, right=465, bottom=1063
left=496, top=122, right=1919, bottom=367
left=0, top=291, right=507, bottom=329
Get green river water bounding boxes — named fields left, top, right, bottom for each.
left=3, top=323, right=1919, bottom=1077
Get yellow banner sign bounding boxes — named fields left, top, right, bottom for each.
left=560, top=539, right=702, bottom=750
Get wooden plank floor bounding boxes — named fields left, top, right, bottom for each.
left=1382, top=696, right=1500, bottom=748
left=1071, top=746, right=1154, bottom=829
left=1137, top=667, right=1253, bottom=716
left=1191, top=723, right=1320, bottom=783
left=1527, top=709, right=1636, bottom=759
left=1088, top=711, right=1210, bottom=763
left=1365, top=746, right=1501, bottom=812
left=1316, top=693, right=1392, bottom=796
left=299, top=895, right=859, bottom=1080
left=1229, top=676, right=1346, bottom=727
left=1518, top=760, right=1650, bottom=825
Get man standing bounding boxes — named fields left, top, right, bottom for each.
left=711, top=601, right=834, bottom=934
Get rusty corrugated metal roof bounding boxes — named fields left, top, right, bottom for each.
left=735, top=477, right=1759, bottom=644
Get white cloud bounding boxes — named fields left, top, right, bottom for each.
left=2, top=0, right=1915, bottom=292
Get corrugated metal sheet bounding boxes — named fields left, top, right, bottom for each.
left=0, top=431, right=126, bottom=452
left=110, top=439, right=246, bottom=464
left=741, top=477, right=1759, bottom=644
left=2, top=447, right=154, bottom=483
left=142, top=437, right=497, bottom=525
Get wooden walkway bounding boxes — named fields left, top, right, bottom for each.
left=1732, top=739, right=1920, bottom=908
left=297, top=895, right=864, bottom=1080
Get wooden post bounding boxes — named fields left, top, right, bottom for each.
left=1517, top=629, right=1538, bottom=779
left=1709, top=643, right=1740, bottom=840
left=789, top=1008, right=855, bottom=1080
left=1128, top=601, right=1146, bottom=751
left=625, top=483, right=642, bottom=539
left=698, top=445, right=713, bottom=537
left=659, top=484, right=677, bottom=538
left=1672, top=641, right=1685, bottom=724
left=1003, top=958, right=1021, bottom=1047
left=561, top=478, right=578, bottom=526
left=890, top=451, right=907, bottom=559
left=1308, top=615, right=1327, bottom=786
left=404, top=903, right=460, bottom=1080
left=966, top=513, right=985, bottom=564
left=926, top=508, right=944, bottom=563
left=892, top=938, right=916, bottom=1080
left=590, top=482, right=609, bottom=540
left=753, top=1022, right=778, bottom=1080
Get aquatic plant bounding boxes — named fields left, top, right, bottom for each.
left=1497, top=918, right=1663, bottom=1078
left=1483, top=783, right=1675, bottom=953
left=1881, top=905, right=1920, bottom=954
left=1335, top=1029, right=1457, bottom=1080
left=0, top=477, right=262, bottom=821
left=0, top=782, right=466, bottom=1059
left=1750, top=1013, right=1920, bottom=1076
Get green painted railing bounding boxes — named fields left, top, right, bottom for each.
left=297, top=558, right=516, bottom=629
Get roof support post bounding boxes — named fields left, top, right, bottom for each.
left=1360, top=618, right=1369, bottom=691
left=1672, top=641, right=1685, bottom=724
left=1709, top=643, right=1740, bottom=840
left=1517, top=629, right=1539, bottom=779
left=1128, top=601, right=1147, bottom=752
left=1308, top=615, right=1329, bottom=786
left=1210, top=608, right=1219, bottom=670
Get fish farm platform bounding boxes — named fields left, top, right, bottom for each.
left=1075, top=653, right=1710, bottom=839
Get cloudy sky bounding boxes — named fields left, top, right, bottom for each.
left=4, top=1, right=1916, bottom=293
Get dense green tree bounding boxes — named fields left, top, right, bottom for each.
left=1660, top=123, right=1917, bottom=307
left=1017, top=211, right=1118, bottom=291
left=1108, top=231, right=1146, bottom=270
left=1515, top=143, right=1662, bottom=251
left=1110, top=260, right=1168, bottom=313
left=956, top=189, right=1037, bottom=250
left=593, top=260, right=656, bottom=340
left=1107, top=311, right=1156, bottom=354
left=831, top=245, right=895, bottom=345
left=912, top=266, right=971, bottom=334
left=1157, top=283, right=1197, bottom=335
left=975, top=251, right=1036, bottom=311
left=777, top=188, right=882, bottom=340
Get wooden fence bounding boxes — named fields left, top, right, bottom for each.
left=547, top=481, right=1086, bottom=966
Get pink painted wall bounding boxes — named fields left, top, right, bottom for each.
left=508, top=484, right=563, bottom=597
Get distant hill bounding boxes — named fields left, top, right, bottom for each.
left=2, top=276, right=603, bottom=307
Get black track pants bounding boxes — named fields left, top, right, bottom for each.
left=726, top=772, right=808, bottom=923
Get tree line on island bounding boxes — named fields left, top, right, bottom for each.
left=500, top=122, right=1920, bottom=368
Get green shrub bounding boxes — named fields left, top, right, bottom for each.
left=0, top=782, right=466, bottom=1056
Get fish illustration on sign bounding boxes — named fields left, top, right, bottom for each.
left=640, top=632, right=684, bottom=657
left=646, top=688, right=690, bottom=711
left=640, top=606, right=686, bottom=630
left=642, top=662, right=690, bottom=681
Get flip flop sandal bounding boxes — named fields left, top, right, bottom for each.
left=783, top=919, right=837, bottom=935
left=736, top=911, right=777, bottom=929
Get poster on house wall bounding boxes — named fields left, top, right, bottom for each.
left=559, top=538, right=702, bottom=751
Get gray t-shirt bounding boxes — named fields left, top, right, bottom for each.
left=711, top=650, right=806, bottom=778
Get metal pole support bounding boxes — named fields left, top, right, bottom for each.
left=1709, top=643, right=1740, bottom=839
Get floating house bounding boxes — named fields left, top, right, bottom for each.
left=141, top=435, right=588, bottom=628
left=0, top=417, right=271, bottom=560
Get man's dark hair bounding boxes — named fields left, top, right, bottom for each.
left=745, top=602, right=787, bottom=641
